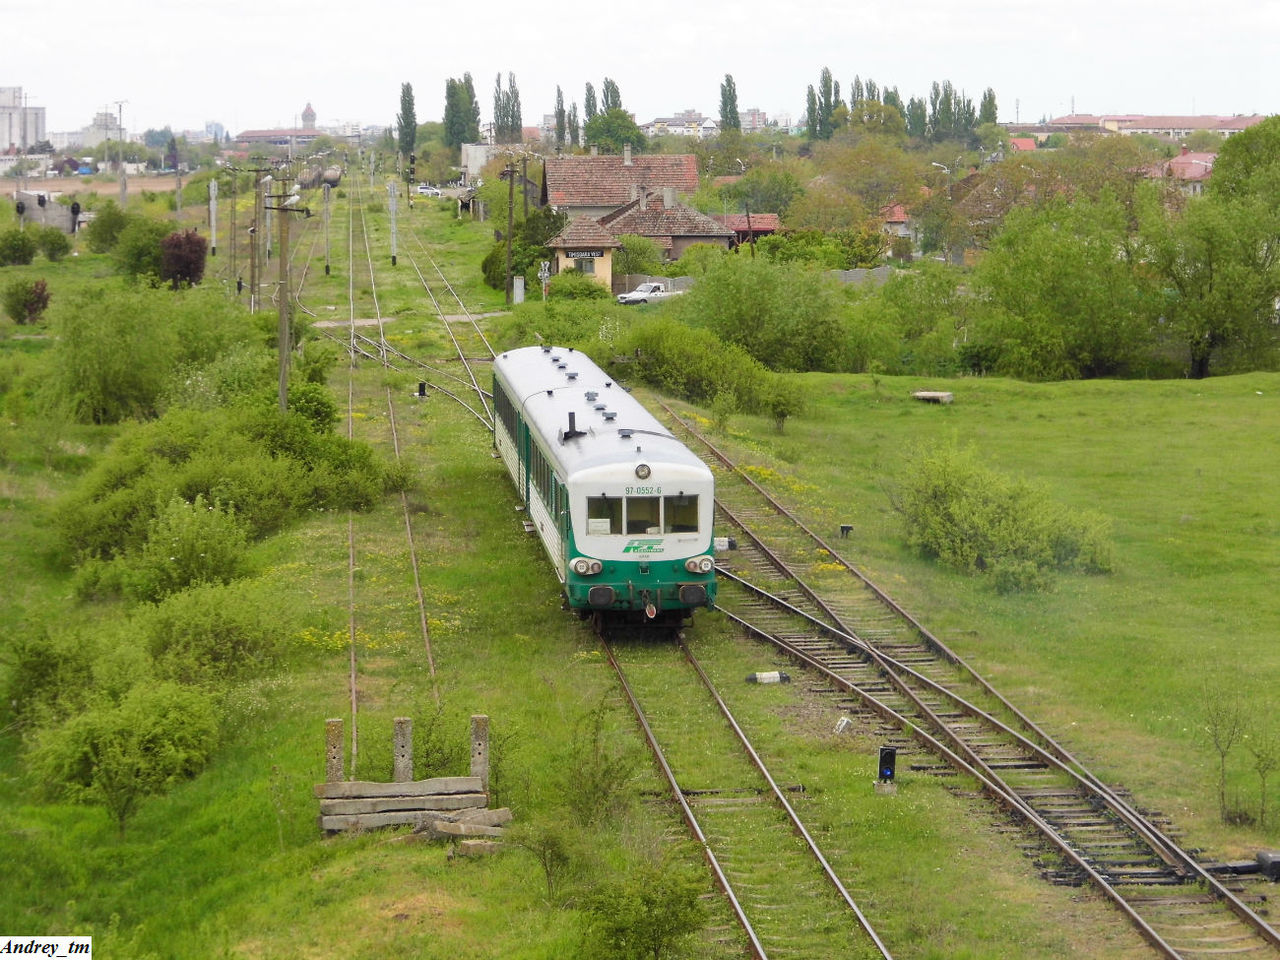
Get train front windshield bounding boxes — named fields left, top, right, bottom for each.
left=587, top=494, right=700, bottom=535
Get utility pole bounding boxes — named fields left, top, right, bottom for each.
left=264, top=173, right=309, bottom=412
left=323, top=182, right=331, bottom=275
left=388, top=181, right=398, bottom=266
left=114, top=100, right=128, bottom=207
left=521, top=154, right=528, bottom=219
left=208, top=178, right=217, bottom=256
left=504, top=162, right=515, bottom=307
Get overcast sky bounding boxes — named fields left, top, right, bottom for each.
left=9, top=0, right=1279, bottom=138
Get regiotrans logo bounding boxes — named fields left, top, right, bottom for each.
left=622, top=539, right=664, bottom=554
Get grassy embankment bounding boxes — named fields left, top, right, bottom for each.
left=2, top=193, right=1276, bottom=958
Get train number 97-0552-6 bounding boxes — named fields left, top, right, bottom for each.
left=625, top=486, right=661, bottom=495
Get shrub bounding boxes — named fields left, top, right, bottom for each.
left=84, top=200, right=129, bottom=253
left=114, top=217, right=169, bottom=280
left=27, top=682, right=218, bottom=834
left=121, top=493, right=251, bottom=602
left=160, top=228, right=208, bottom=288
left=134, top=579, right=296, bottom=683
left=0, top=228, right=37, bottom=266
left=891, top=444, right=1113, bottom=592
left=581, top=853, right=707, bottom=960
left=37, top=226, right=72, bottom=262
left=2, top=279, right=50, bottom=324
left=547, top=269, right=611, bottom=301
left=0, top=627, right=95, bottom=729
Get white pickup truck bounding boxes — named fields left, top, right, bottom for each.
left=616, top=282, right=683, bottom=305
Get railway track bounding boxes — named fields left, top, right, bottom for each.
left=602, top=629, right=893, bottom=960
left=656, top=402, right=1280, bottom=959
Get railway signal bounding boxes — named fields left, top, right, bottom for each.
left=878, top=746, right=897, bottom=782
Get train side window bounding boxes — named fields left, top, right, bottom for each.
left=663, top=494, right=699, bottom=533
left=626, top=496, right=660, bottom=534
left=587, top=496, right=622, bottom=535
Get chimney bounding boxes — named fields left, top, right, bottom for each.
left=1180, top=144, right=1189, bottom=156
left=640, top=191, right=647, bottom=211
left=629, top=184, right=637, bottom=202
left=623, top=142, right=632, bottom=166
left=663, top=187, right=675, bottom=209
left=590, top=144, right=598, bottom=156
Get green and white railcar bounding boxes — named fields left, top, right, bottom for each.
left=492, top=345, right=716, bottom=625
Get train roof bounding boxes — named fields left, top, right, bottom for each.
left=493, top=345, right=711, bottom=480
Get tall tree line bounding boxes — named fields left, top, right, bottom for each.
left=804, top=66, right=996, bottom=144
left=442, top=74, right=481, bottom=149
left=493, top=72, right=523, bottom=144
left=396, top=82, right=416, bottom=156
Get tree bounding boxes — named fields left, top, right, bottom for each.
left=613, top=234, right=663, bottom=277
left=601, top=77, right=622, bottom=113
left=567, top=103, right=580, bottom=147
left=84, top=199, right=130, bottom=252
left=1210, top=114, right=1280, bottom=204
left=978, top=87, right=998, bottom=126
left=397, top=82, right=417, bottom=156
left=805, top=85, right=820, bottom=141
left=463, top=73, right=481, bottom=143
left=972, top=193, right=1158, bottom=379
left=114, top=217, right=169, bottom=280
left=29, top=682, right=218, bottom=835
left=443, top=78, right=469, bottom=149
left=554, top=86, right=566, bottom=150
left=493, top=73, right=523, bottom=144
left=2, top=278, right=50, bottom=324
left=1140, top=189, right=1280, bottom=378
left=161, top=229, right=209, bottom=289
left=0, top=228, right=38, bottom=265
left=719, top=74, right=740, bottom=131
left=583, top=108, right=645, bottom=155
left=37, top=225, right=71, bottom=262
left=1201, top=682, right=1247, bottom=821
left=584, top=82, right=597, bottom=121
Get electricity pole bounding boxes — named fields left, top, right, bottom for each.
left=113, top=100, right=128, bottom=207
left=264, top=172, right=310, bottom=412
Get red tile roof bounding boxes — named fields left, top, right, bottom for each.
left=543, top=154, right=700, bottom=208
left=715, top=213, right=781, bottom=232
left=600, top=199, right=734, bottom=242
left=548, top=217, right=621, bottom=249
left=1009, top=137, right=1038, bottom=152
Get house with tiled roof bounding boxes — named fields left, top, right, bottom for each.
left=1145, top=147, right=1216, bottom=196
left=546, top=217, right=623, bottom=290
left=599, top=190, right=734, bottom=260
left=1008, top=137, right=1038, bottom=152
left=541, top=144, right=700, bottom=220
left=712, top=213, right=781, bottom=248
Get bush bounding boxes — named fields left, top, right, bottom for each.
left=122, top=493, right=251, bottom=602
left=2, top=279, right=50, bottom=324
left=160, top=228, right=208, bottom=288
left=134, top=579, right=296, bottom=683
left=27, top=682, right=219, bottom=834
left=547, top=270, right=610, bottom=301
left=892, top=444, right=1113, bottom=592
left=581, top=853, right=707, bottom=960
left=114, top=217, right=169, bottom=280
left=0, top=228, right=37, bottom=266
left=84, top=200, right=129, bottom=253
left=37, top=225, right=72, bottom=261
left=1, top=627, right=96, bottom=730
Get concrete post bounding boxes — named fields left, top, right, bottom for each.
left=393, top=717, right=413, bottom=782
left=470, top=715, right=490, bottom=793
left=325, top=718, right=344, bottom=783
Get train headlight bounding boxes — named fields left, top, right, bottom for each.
left=571, top=557, right=603, bottom=576
left=635, top=463, right=651, bottom=479
left=684, top=555, right=714, bottom=574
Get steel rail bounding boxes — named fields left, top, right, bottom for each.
left=678, top=638, right=895, bottom=959
left=599, top=637, right=768, bottom=960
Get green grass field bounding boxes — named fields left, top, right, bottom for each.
left=2, top=193, right=1278, bottom=957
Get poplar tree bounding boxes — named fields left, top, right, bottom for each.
left=397, top=82, right=417, bottom=156
left=584, top=83, right=597, bottom=121
left=568, top=103, right=580, bottom=147
left=719, top=74, right=740, bottom=131
left=555, top=86, right=567, bottom=149
left=601, top=78, right=622, bottom=113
